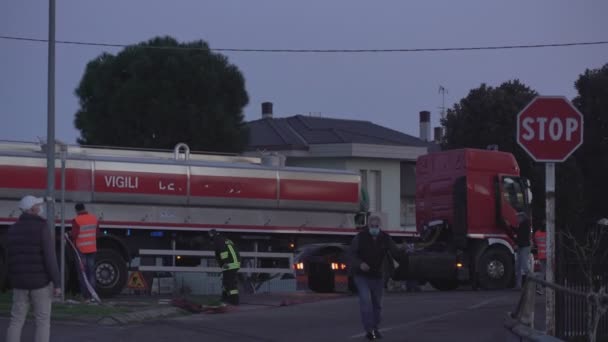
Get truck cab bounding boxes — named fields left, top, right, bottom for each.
left=406, top=148, right=532, bottom=290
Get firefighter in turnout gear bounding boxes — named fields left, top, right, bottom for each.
left=209, top=229, right=241, bottom=305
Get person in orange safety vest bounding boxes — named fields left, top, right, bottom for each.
left=70, top=203, right=98, bottom=302
left=533, top=224, right=547, bottom=295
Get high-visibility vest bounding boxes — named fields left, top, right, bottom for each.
left=534, top=230, right=546, bottom=260
left=73, top=213, right=98, bottom=254
left=218, top=239, right=241, bottom=271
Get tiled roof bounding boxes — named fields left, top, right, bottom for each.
left=247, top=115, right=430, bottom=151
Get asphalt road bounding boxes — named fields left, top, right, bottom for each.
left=0, top=289, right=545, bottom=342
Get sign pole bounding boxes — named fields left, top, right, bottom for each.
left=46, top=0, right=56, bottom=235
left=60, top=147, right=66, bottom=302
left=545, top=162, right=556, bottom=335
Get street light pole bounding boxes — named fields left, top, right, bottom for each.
left=46, top=0, right=56, bottom=232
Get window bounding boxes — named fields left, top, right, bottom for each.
left=360, top=170, right=381, bottom=213
left=400, top=197, right=415, bottom=226
left=502, top=176, right=526, bottom=212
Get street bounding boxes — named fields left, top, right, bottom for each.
left=0, top=289, right=546, bottom=342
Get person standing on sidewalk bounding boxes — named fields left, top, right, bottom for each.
left=514, top=212, right=532, bottom=290
left=349, top=214, right=404, bottom=340
left=209, top=229, right=241, bottom=305
left=70, top=203, right=98, bottom=303
left=6, top=195, right=61, bottom=342
left=533, top=223, right=547, bottom=294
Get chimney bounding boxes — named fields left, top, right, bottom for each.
left=262, top=102, right=273, bottom=119
left=419, top=111, right=431, bottom=142
left=434, top=127, right=443, bottom=143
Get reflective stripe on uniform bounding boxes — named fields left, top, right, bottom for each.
left=220, top=251, right=229, bottom=260
left=80, top=224, right=97, bottom=231
left=229, top=289, right=239, bottom=295
left=77, top=241, right=95, bottom=247
left=227, top=244, right=238, bottom=264
left=223, top=262, right=240, bottom=270
left=78, top=232, right=96, bottom=238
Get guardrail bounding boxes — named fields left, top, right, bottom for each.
left=505, top=274, right=608, bottom=342
left=137, top=249, right=295, bottom=274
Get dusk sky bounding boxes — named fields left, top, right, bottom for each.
left=1, top=1, right=606, bottom=145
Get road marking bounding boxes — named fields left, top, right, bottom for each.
left=350, top=295, right=511, bottom=338
left=349, top=310, right=463, bottom=338
left=467, top=296, right=508, bottom=310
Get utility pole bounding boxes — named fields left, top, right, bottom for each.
left=46, top=0, right=56, bottom=234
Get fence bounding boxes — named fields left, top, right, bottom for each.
left=555, top=220, right=608, bottom=341
left=135, top=249, right=296, bottom=295
left=555, top=261, right=608, bottom=340
left=506, top=275, right=608, bottom=342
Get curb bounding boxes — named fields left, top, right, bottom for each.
left=98, top=307, right=184, bottom=326
left=504, top=315, right=563, bottom=342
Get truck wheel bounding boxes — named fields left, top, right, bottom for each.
left=429, top=278, right=459, bottom=291
left=477, top=247, right=513, bottom=290
left=348, top=276, right=358, bottom=294
left=95, top=249, right=127, bottom=297
left=308, top=263, right=335, bottom=293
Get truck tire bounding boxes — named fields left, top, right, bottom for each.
left=477, top=247, right=513, bottom=290
left=429, top=278, right=459, bottom=291
left=308, top=263, right=335, bottom=293
left=95, top=249, right=127, bottom=297
left=348, top=275, right=357, bottom=294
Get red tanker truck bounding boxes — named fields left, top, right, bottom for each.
left=0, top=141, right=530, bottom=295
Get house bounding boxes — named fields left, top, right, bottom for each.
left=245, top=102, right=441, bottom=231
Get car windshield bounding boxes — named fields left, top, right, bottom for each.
left=502, top=176, right=526, bottom=212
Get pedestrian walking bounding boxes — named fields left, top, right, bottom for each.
left=70, top=203, right=98, bottom=303
left=514, top=212, right=532, bottom=289
left=6, top=195, right=61, bottom=342
left=349, top=214, right=404, bottom=340
left=209, top=229, right=241, bottom=305
left=533, top=224, right=547, bottom=294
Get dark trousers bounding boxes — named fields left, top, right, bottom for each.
left=75, top=252, right=96, bottom=299
left=222, top=269, right=239, bottom=305
left=354, top=274, right=384, bottom=332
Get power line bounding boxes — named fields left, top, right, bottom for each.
left=1, top=34, right=607, bottom=53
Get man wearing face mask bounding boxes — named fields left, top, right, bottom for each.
left=6, top=195, right=61, bottom=342
left=349, top=214, right=403, bottom=340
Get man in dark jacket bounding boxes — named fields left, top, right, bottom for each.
left=515, top=212, right=532, bottom=289
left=209, top=229, right=241, bottom=305
left=6, top=195, right=61, bottom=342
left=349, top=214, right=403, bottom=340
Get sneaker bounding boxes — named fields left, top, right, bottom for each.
left=373, top=328, right=383, bottom=338
left=365, top=331, right=378, bottom=340
left=536, top=289, right=544, bottom=295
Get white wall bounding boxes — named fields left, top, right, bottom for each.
left=344, top=159, right=401, bottom=230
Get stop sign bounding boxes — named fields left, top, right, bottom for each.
left=516, top=96, right=584, bottom=162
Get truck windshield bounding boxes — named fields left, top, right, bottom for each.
left=502, top=176, right=526, bottom=212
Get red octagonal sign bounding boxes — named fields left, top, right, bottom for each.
left=517, top=96, right=584, bottom=162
